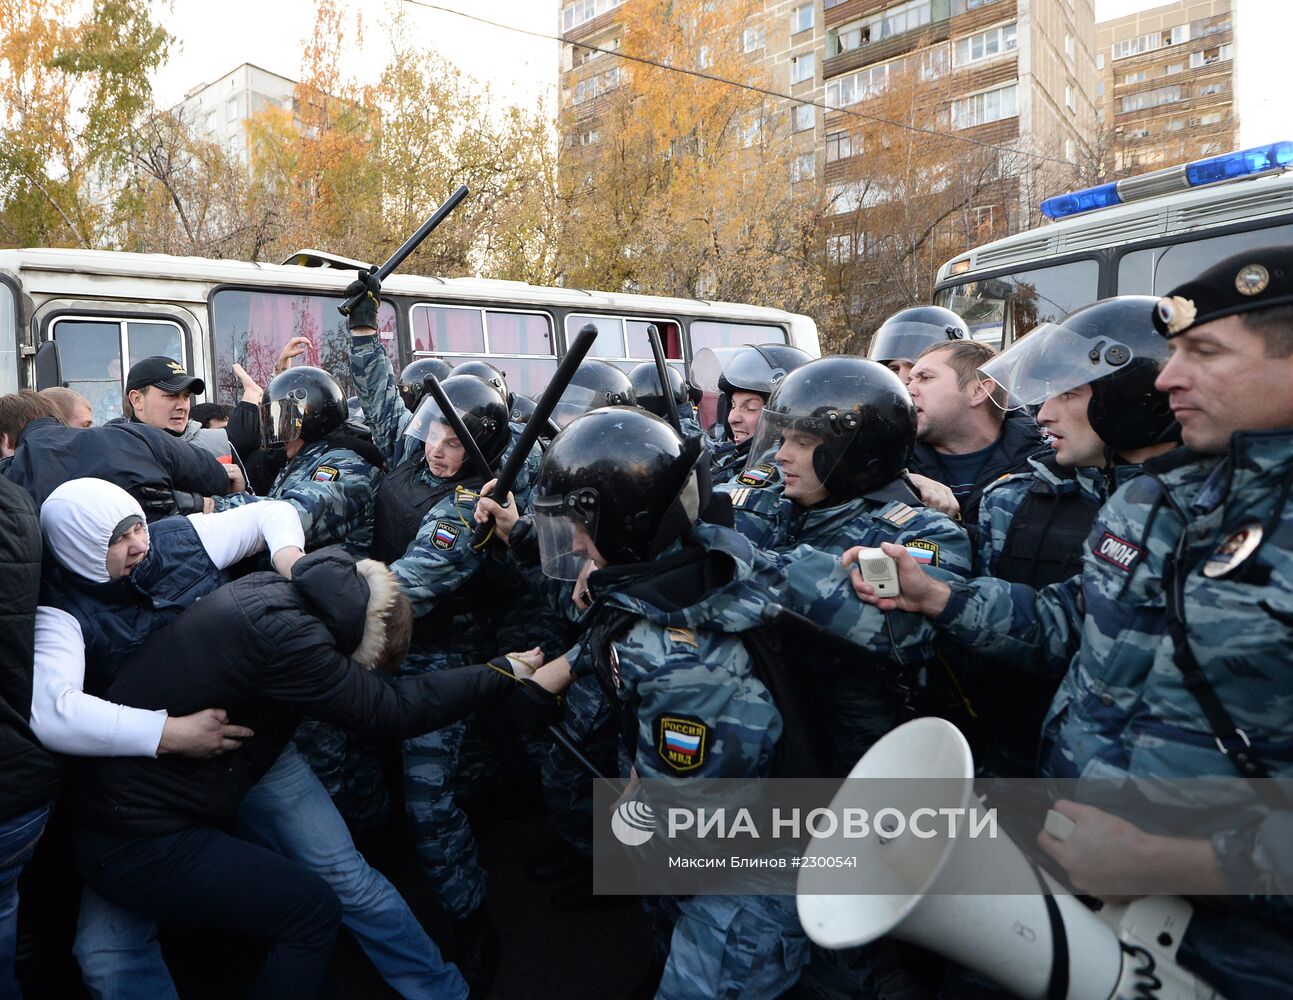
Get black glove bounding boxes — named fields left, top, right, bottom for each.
left=342, top=269, right=382, bottom=331
left=132, top=483, right=178, bottom=522
left=486, top=657, right=565, bottom=733
left=170, top=490, right=206, bottom=515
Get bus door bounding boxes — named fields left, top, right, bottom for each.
left=46, top=314, right=190, bottom=424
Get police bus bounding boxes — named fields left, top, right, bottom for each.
left=0, top=247, right=820, bottom=421
left=932, top=141, right=1293, bottom=349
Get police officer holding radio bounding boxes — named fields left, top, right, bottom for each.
left=854, top=248, right=1293, bottom=998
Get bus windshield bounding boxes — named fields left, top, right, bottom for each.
left=933, top=259, right=1099, bottom=350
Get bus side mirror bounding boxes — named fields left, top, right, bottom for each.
left=34, top=340, right=64, bottom=390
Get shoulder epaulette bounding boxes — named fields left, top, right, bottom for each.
left=665, top=626, right=699, bottom=648
left=878, top=501, right=921, bottom=528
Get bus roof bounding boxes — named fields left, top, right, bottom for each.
left=936, top=169, right=1293, bottom=284
left=0, top=247, right=809, bottom=326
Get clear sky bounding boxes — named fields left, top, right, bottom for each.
left=151, top=0, right=1286, bottom=148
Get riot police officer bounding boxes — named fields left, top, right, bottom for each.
left=549, top=358, right=636, bottom=429
left=691, top=343, right=810, bottom=486
left=868, top=304, right=968, bottom=384
left=397, top=357, right=454, bottom=413
left=627, top=362, right=701, bottom=436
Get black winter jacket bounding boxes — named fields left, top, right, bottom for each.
left=909, top=408, right=1047, bottom=534
left=0, top=477, right=62, bottom=820
left=72, top=549, right=551, bottom=836
left=3, top=417, right=228, bottom=514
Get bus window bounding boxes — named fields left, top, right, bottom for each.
left=484, top=310, right=553, bottom=355
left=0, top=283, right=16, bottom=396
left=566, top=315, right=624, bottom=359
left=52, top=317, right=187, bottom=424
left=1118, top=224, right=1293, bottom=295
left=689, top=322, right=788, bottom=352
left=625, top=320, right=682, bottom=360
left=412, top=305, right=485, bottom=354
left=435, top=355, right=558, bottom=399
left=934, top=259, right=1098, bottom=349
left=212, top=289, right=397, bottom=405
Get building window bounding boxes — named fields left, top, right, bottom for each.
left=832, top=0, right=932, bottom=54
left=827, top=181, right=867, bottom=214
left=790, top=153, right=815, bottom=183
left=793, top=4, right=814, bottom=34
left=973, top=205, right=995, bottom=234
left=1065, top=138, right=1076, bottom=161
left=1200, top=112, right=1223, bottom=125
left=1121, top=70, right=1146, bottom=85
left=825, top=130, right=853, bottom=161
left=792, top=104, right=815, bottom=132
left=1065, top=85, right=1075, bottom=112
left=697, top=45, right=711, bottom=69
left=1166, top=119, right=1185, bottom=132
left=1164, top=62, right=1183, bottom=75
left=1198, top=82, right=1223, bottom=97
left=1065, top=34, right=1075, bottom=60
left=826, top=233, right=854, bottom=262
left=1119, top=84, right=1181, bottom=113
left=1190, top=44, right=1233, bottom=68
left=740, top=116, right=763, bottom=148
left=953, top=23, right=1017, bottom=67
left=1095, top=81, right=1104, bottom=97
left=562, top=0, right=598, bottom=31
left=951, top=83, right=1018, bottom=129
left=225, top=96, right=239, bottom=122
left=1128, top=126, right=1151, bottom=139
left=791, top=52, right=815, bottom=84
left=742, top=26, right=766, bottom=53
left=1096, top=53, right=1105, bottom=70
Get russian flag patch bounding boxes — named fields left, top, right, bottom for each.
left=904, top=540, right=939, bottom=566
left=431, top=520, right=461, bottom=550
left=656, top=715, right=708, bottom=773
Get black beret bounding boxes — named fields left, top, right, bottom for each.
left=1153, top=245, right=1293, bottom=338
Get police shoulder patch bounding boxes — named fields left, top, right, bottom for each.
left=736, top=463, right=777, bottom=488
left=879, top=502, right=920, bottom=528
left=313, top=465, right=340, bottom=482
left=665, top=626, right=699, bottom=648
left=904, top=539, right=939, bottom=567
left=431, top=520, right=462, bottom=550
left=656, top=714, right=708, bottom=772
left=1093, top=531, right=1142, bottom=572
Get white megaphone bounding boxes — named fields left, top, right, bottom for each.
left=796, top=718, right=1223, bottom=1000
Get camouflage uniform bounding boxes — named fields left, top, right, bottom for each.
left=709, top=441, right=753, bottom=487
left=718, top=473, right=972, bottom=772
left=583, top=524, right=810, bottom=1000
left=933, top=432, right=1293, bottom=997
left=351, top=334, right=498, bottom=919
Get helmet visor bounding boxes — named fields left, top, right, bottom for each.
left=743, top=407, right=859, bottom=495
left=551, top=383, right=603, bottom=429
left=398, top=382, right=423, bottom=413
left=979, top=322, right=1135, bottom=409
left=531, top=493, right=600, bottom=581
left=869, top=321, right=959, bottom=364
left=262, top=397, right=306, bottom=446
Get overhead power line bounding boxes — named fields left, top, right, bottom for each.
left=399, top=0, right=1078, bottom=167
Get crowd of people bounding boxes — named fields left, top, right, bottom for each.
left=0, top=245, right=1290, bottom=1000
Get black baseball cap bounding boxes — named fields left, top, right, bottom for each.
left=125, top=356, right=205, bottom=396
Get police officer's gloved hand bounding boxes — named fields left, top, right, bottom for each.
left=170, top=490, right=206, bottom=516
left=486, top=657, right=564, bottom=732
left=343, top=269, right=382, bottom=332
left=132, top=484, right=178, bottom=522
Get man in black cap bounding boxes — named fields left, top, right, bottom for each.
left=124, top=356, right=205, bottom=436
left=124, top=356, right=249, bottom=506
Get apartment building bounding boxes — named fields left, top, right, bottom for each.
left=1095, top=0, right=1236, bottom=173
left=559, top=1, right=1096, bottom=223
left=175, top=64, right=298, bottom=164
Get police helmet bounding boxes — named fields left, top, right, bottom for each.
left=263, top=366, right=347, bottom=446
left=628, top=362, right=691, bottom=420
left=550, top=359, right=637, bottom=429
left=404, top=373, right=511, bottom=468
left=452, top=360, right=511, bottom=408
left=397, top=357, right=454, bottom=413
left=869, top=306, right=969, bottom=365
left=979, top=295, right=1177, bottom=453
left=532, top=407, right=709, bottom=577
left=715, top=344, right=812, bottom=397
left=744, top=356, right=915, bottom=501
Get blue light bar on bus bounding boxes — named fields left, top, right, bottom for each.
left=1040, top=141, right=1293, bottom=220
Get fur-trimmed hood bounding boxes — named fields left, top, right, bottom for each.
left=289, top=547, right=402, bottom=669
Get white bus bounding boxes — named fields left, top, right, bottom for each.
left=932, top=141, right=1293, bottom=349
left=0, top=247, right=820, bottom=419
